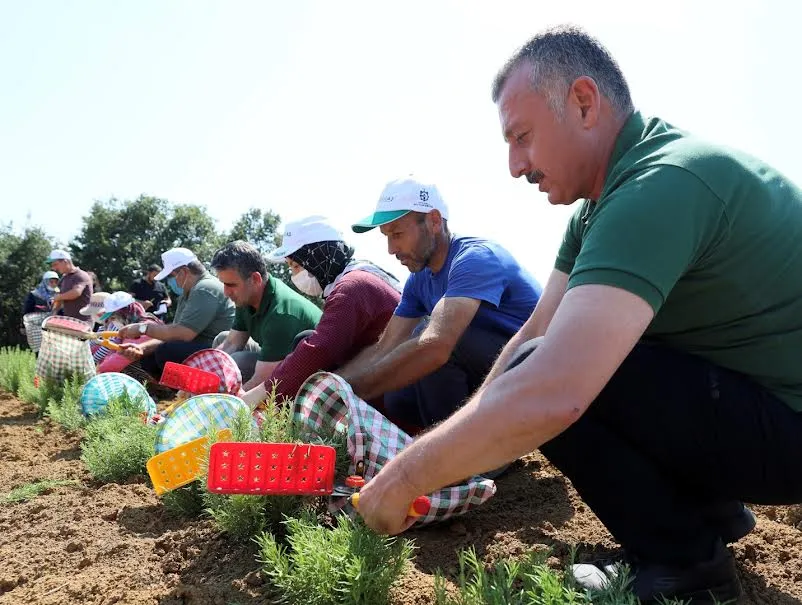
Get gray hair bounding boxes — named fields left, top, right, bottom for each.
left=491, top=25, right=633, bottom=118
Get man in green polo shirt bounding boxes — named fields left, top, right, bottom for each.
left=211, top=240, right=322, bottom=391
left=353, top=26, right=802, bottom=603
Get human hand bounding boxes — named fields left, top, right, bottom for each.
left=118, top=343, right=144, bottom=361
left=353, top=466, right=422, bottom=535
left=117, top=324, right=142, bottom=340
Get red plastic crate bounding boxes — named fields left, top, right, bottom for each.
left=159, top=361, right=221, bottom=394
left=206, top=442, right=336, bottom=496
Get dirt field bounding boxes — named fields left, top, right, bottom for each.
left=1, top=391, right=801, bottom=604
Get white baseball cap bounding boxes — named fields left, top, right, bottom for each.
left=266, top=216, right=345, bottom=263
left=79, top=291, right=111, bottom=322
left=98, top=291, right=135, bottom=322
left=351, top=175, right=449, bottom=234
left=154, top=247, right=198, bottom=280
left=46, top=249, right=71, bottom=262
left=42, top=271, right=59, bottom=281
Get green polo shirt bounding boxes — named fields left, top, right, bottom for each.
left=173, top=271, right=235, bottom=345
left=556, top=111, right=802, bottom=411
left=232, top=275, right=322, bottom=362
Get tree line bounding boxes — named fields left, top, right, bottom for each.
left=0, top=195, right=295, bottom=347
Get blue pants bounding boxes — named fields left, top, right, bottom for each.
left=384, top=322, right=511, bottom=428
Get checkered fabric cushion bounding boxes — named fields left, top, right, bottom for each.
left=293, top=371, right=497, bottom=526
left=36, top=316, right=96, bottom=381
left=182, top=349, right=243, bottom=395
left=80, top=372, right=157, bottom=417
left=153, top=393, right=253, bottom=454
left=22, top=312, right=50, bottom=353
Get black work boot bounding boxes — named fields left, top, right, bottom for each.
left=573, top=544, right=742, bottom=603
left=704, top=501, right=756, bottom=544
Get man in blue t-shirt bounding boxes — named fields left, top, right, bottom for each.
left=340, top=175, right=542, bottom=430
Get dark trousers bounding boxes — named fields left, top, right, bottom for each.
left=384, top=322, right=511, bottom=428
left=139, top=340, right=212, bottom=379
left=508, top=339, right=802, bottom=566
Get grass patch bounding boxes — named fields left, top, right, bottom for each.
left=81, top=391, right=156, bottom=483
left=0, top=347, right=36, bottom=397
left=4, top=479, right=80, bottom=504
left=257, top=513, right=413, bottom=605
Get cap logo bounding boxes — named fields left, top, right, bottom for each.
left=419, top=190, right=429, bottom=202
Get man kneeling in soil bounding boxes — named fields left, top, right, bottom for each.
left=117, top=247, right=235, bottom=377
left=340, top=175, right=542, bottom=434
left=354, top=26, right=802, bottom=604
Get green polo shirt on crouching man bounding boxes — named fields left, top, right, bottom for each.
left=556, top=111, right=802, bottom=411
left=232, top=275, right=322, bottom=362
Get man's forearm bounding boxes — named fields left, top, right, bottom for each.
left=479, top=327, right=541, bottom=390
left=244, top=361, right=279, bottom=392
left=337, top=342, right=383, bottom=377
left=55, top=288, right=82, bottom=302
left=347, top=339, right=449, bottom=401
left=143, top=323, right=194, bottom=342
left=382, top=353, right=577, bottom=499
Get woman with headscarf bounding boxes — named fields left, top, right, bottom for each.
left=22, top=271, right=59, bottom=314
left=242, top=215, right=402, bottom=406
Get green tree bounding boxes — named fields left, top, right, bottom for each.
left=0, top=225, right=54, bottom=347
left=70, top=195, right=222, bottom=291
left=225, top=208, right=292, bottom=286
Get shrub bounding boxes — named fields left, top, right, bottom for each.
left=257, top=513, right=413, bottom=605
left=0, top=347, right=36, bottom=396
left=81, top=391, right=157, bottom=483
left=45, top=374, right=87, bottom=430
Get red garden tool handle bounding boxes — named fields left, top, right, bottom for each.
left=349, top=493, right=431, bottom=518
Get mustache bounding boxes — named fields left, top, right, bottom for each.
left=526, top=170, right=545, bottom=184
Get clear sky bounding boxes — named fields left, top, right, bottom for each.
left=2, top=0, right=800, bottom=285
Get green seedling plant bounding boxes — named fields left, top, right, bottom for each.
left=257, top=512, right=413, bottom=605
left=45, top=374, right=87, bottom=430
left=203, top=401, right=310, bottom=541
left=0, top=347, right=36, bottom=396
left=81, top=391, right=157, bottom=483
left=434, top=547, right=712, bottom=605
left=3, top=479, right=80, bottom=504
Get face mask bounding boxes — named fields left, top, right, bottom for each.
left=291, top=269, right=323, bottom=297
left=45, top=285, right=56, bottom=293
left=167, top=275, right=184, bottom=296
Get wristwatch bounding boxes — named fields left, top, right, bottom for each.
left=138, top=324, right=148, bottom=336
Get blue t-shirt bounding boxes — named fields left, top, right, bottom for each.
left=394, top=235, right=542, bottom=337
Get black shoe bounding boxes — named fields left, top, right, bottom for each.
left=706, top=501, right=756, bottom=544
left=573, top=545, right=742, bottom=603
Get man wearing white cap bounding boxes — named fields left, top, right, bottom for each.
left=210, top=240, right=322, bottom=390
left=341, top=175, right=542, bottom=431
left=47, top=249, right=93, bottom=320
left=240, top=216, right=402, bottom=408
left=117, top=247, right=235, bottom=377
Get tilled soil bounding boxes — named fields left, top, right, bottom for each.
left=1, top=392, right=800, bottom=604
